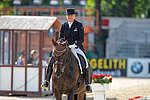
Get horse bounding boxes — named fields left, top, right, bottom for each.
left=51, top=39, right=86, bottom=100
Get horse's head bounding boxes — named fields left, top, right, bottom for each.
left=52, top=39, right=68, bottom=78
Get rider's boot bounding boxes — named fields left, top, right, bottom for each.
left=41, top=80, right=50, bottom=90
left=84, top=67, right=92, bottom=92
left=41, top=57, right=54, bottom=90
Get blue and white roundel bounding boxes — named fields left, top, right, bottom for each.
left=131, top=62, right=143, bottom=74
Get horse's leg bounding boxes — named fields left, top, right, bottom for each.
left=67, top=91, right=74, bottom=100
left=77, top=92, right=86, bottom=100
left=55, top=91, right=62, bottom=100
left=74, top=94, right=77, bottom=100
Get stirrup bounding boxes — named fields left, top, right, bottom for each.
left=86, top=85, right=92, bottom=93
left=41, top=80, right=50, bottom=90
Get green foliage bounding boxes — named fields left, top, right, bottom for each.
left=85, top=0, right=95, bottom=15
left=72, top=0, right=80, bottom=5
left=59, top=0, right=63, bottom=6
left=86, top=0, right=95, bottom=9
left=0, top=0, right=11, bottom=11
left=22, top=0, right=29, bottom=5
left=134, top=0, right=150, bottom=18
left=86, top=0, right=150, bottom=18
left=42, top=0, right=49, bottom=6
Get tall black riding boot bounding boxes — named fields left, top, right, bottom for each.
left=41, top=57, right=55, bottom=90
left=84, top=66, right=92, bottom=92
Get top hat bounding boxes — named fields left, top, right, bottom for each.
left=66, top=8, right=75, bottom=15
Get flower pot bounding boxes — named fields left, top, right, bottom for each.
left=104, top=84, right=109, bottom=91
left=92, top=83, right=109, bottom=100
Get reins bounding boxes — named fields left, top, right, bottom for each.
left=54, top=48, right=67, bottom=53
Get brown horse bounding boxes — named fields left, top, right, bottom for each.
left=52, top=39, right=86, bottom=100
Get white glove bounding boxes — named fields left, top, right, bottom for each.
left=68, top=44, right=77, bottom=48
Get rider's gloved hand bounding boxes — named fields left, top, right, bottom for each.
left=57, top=38, right=65, bottom=43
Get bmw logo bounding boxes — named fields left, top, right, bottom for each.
left=131, top=62, right=143, bottom=74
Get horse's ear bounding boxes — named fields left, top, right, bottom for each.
left=61, top=40, right=68, bottom=46
left=52, top=39, right=57, bottom=46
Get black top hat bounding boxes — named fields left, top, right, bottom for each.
left=66, top=8, right=75, bottom=15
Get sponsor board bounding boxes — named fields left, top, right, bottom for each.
left=127, top=58, right=150, bottom=77
left=93, top=69, right=123, bottom=77
left=88, top=58, right=126, bottom=70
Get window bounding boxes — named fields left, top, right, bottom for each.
left=0, top=31, right=12, bottom=65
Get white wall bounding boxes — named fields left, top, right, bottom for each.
left=0, top=67, right=11, bottom=90
left=106, top=17, right=150, bottom=58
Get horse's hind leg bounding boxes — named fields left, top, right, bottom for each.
left=55, top=91, right=62, bottom=100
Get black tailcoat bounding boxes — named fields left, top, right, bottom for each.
left=59, top=20, right=84, bottom=51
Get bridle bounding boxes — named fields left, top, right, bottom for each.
left=53, top=45, right=67, bottom=66
left=54, top=48, right=66, bottom=53
left=53, top=46, right=68, bottom=76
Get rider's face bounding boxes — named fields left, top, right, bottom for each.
left=66, top=14, right=75, bottom=22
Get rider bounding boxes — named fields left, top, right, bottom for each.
left=41, top=8, right=92, bottom=91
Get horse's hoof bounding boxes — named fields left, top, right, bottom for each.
left=50, top=93, right=54, bottom=96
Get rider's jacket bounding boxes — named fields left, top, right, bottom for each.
left=59, top=20, right=84, bottom=51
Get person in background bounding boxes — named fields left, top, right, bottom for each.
left=28, top=50, right=39, bottom=66
left=16, top=54, right=26, bottom=66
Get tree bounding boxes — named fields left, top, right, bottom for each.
left=86, top=0, right=150, bottom=18
left=134, top=0, right=150, bottom=18
left=127, top=0, right=135, bottom=17
left=0, top=0, right=11, bottom=11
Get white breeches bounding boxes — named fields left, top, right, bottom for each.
left=70, top=47, right=89, bottom=74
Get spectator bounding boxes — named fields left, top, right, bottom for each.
left=16, top=55, right=26, bottom=66
left=20, top=49, right=26, bottom=57
left=28, top=50, right=39, bottom=65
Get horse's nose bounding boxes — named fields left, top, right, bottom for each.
left=56, top=73, right=60, bottom=77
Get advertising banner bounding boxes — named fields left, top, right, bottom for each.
left=127, top=58, right=150, bottom=77
left=88, top=58, right=127, bottom=76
